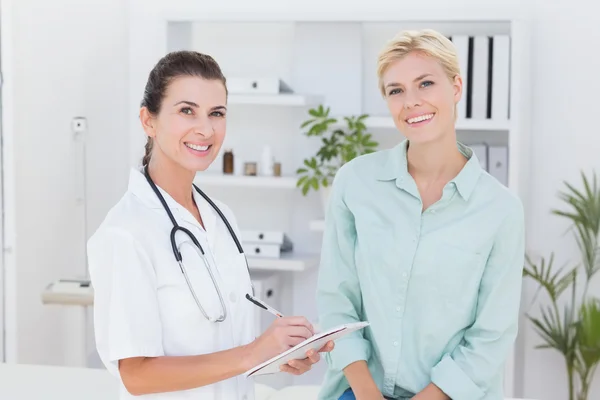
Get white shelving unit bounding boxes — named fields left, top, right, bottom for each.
left=195, top=173, right=298, bottom=189
left=247, top=253, right=318, bottom=272
left=129, top=3, right=531, bottom=395
left=229, top=93, right=322, bottom=107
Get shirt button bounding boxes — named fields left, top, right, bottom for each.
left=396, top=306, right=401, bottom=312
left=402, top=272, right=407, bottom=278
left=393, top=341, right=399, bottom=346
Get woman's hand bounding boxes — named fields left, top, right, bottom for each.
left=246, top=316, right=315, bottom=368
left=279, top=340, right=335, bottom=375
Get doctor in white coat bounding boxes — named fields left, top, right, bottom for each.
left=87, top=50, right=333, bottom=400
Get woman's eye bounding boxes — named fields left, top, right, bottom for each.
left=211, top=111, right=225, bottom=117
left=421, top=80, right=434, bottom=88
left=180, top=107, right=193, bottom=115
left=388, top=88, right=402, bottom=96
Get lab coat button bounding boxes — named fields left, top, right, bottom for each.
left=229, top=292, right=237, bottom=302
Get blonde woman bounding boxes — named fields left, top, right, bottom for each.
left=316, top=29, right=525, bottom=400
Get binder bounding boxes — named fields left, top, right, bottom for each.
left=471, top=36, right=490, bottom=120
left=469, top=143, right=489, bottom=171
left=488, top=146, right=509, bottom=186
left=227, top=78, right=293, bottom=95
left=491, top=35, right=511, bottom=121
left=244, top=243, right=282, bottom=259
left=241, top=230, right=291, bottom=246
left=452, top=35, right=470, bottom=120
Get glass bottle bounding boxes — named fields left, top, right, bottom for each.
left=223, top=149, right=234, bottom=174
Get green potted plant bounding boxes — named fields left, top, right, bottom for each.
left=296, top=104, right=379, bottom=210
left=523, top=171, right=600, bottom=400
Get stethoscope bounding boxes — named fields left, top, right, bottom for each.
left=143, top=165, right=252, bottom=323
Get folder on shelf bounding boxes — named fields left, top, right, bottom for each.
left=471, top=35, right=490, bottom=120
left=241, top=230, right=294, bottom=259
left=491, top=35, right=511, bottom=121
left=488, top=146, right=509, bottom=186
left=452, top=35, right=470, bottom=120
left=241, top=230, right=292, bottom=247
left=244, top=321, right=370, bottom=377
left=470, top=143, right=489, bottom=171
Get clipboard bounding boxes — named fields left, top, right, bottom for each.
left=244, top=321, right=369, bottom=377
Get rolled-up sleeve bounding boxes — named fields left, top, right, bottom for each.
left=316, top=165, right=371, bottom=371
left=431, top=201, right=525, bottom=399
left=87, top=227, right=164, bottom=376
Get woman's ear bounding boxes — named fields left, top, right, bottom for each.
left=139, top=107, right=156, bottom=138
left=452, top=74, right=463, bottom=103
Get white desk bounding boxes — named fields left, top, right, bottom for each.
left=0, top=363, right=118, bottom=400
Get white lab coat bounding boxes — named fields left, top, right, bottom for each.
left=88, top=168, right=256, bottom=400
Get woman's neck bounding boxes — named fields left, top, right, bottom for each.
left=406, top=134, right=466, bottom=184
left=147, top=152, right=196, bottom=210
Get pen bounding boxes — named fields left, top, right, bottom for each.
left=245, top=293, right=285, bottom=318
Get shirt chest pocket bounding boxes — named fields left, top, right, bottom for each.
left=427, top=242, right=487, bottom=316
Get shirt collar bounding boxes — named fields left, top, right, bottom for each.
left=376, top=139, right=482, bottom=201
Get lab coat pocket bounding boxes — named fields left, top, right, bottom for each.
left=221, top=251, right=256, bottom=343
left=176, top=240, right=227, bottom=322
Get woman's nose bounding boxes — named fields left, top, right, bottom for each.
left=403, top=90, right=422, bottom=109
left=194, top=116, right=214, bottom=137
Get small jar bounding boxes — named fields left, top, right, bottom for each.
left=244, top=162, right=257, bottom=176
left=273, top=162, right=281, bottom=177
left=223, top=149, right=234, bottom=174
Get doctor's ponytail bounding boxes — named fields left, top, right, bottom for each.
left=142, top=137, right=153, bottom=167
left=139, top=50, right=228, bottom=166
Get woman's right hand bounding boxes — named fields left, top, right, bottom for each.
left=246, top=316, right=314, bottom=367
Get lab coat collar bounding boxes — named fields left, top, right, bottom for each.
left=128, top=168, right=217, bottom=237
left=376, top=139, right=482, bottom=201
left=192, top=185, right=217, bottom=250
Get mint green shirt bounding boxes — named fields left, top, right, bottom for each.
left=316, top=140, right=525, bottom=400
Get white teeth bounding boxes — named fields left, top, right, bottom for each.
left=185, top=143, right=209, bottom=151
left=407, top=113, right=434, bottom=124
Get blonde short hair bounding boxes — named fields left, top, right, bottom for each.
left=377, top=29, right=460, bottom=96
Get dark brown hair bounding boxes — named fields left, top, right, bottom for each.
left=140, top=51, right=227, bottom=166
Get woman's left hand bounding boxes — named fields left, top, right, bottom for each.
left=279, top=340, right=335, bottom=375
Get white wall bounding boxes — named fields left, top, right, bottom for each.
left=5, top=0, right=129, bottom=365
left=4, top=0, right=600, bottom=399
left=523, top=0, right=600, bottom=398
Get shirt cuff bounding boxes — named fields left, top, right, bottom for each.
left=325, top=335, right=371, bottom=372
left=431, top=354, right=485, bottom=400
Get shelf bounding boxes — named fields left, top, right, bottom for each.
left=332, top=116, right=510, bottom=131
left=309, top=219, right=325, bottom=232
left=246, top=253, right=319, bottom=272
left=228, top=93, right=322, bottom=107
left=195, top=173, right=298, bottom=189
